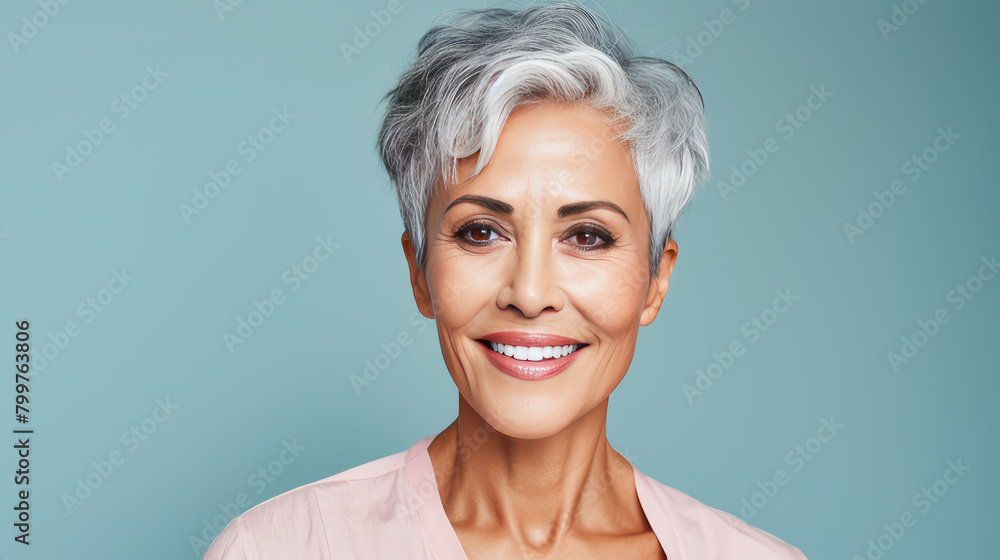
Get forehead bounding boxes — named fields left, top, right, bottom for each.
left=448, top=101, right=639, bottom=203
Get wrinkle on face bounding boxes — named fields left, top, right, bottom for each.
left=407, top=99, right=673, bottom=439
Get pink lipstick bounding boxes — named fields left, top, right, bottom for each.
left=477, top=332, right=587, bottom=380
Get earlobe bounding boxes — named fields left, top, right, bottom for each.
left=639, top=238, right=678, bottom=327
left=401, top=232, right=435, bottom=319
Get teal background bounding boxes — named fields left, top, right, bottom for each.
left=1, top=0, right=997, bottom=558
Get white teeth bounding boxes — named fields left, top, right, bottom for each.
left=489, top=342, right=581, bottom=361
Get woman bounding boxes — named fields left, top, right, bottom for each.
left=205, top=3, right=807, bottom=558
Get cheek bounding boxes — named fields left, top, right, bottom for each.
left=561, top=257, right=650, bottom=332
left=424, top=253, right=497, bottom=328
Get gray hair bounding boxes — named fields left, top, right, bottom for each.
left=376, top=2, right=709, bottom=278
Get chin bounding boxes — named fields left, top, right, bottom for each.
left=464, top=391, right=587, bottom=441
left=486, top=419, right=569, bottom=441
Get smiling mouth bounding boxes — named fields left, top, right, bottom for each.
left=477, top=339, right=588, bottom=361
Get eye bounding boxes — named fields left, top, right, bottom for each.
left=455, top=220, right=504, bottom=246
left=564, top=223, right=616, bottom=251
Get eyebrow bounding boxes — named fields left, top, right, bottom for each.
left=444, top=195, right=630, bottom=223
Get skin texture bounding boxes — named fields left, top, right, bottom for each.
left=401, top=100, right=677, bottom=559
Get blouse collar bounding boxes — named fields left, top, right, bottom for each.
left=402, top=435, right=682, bottom=559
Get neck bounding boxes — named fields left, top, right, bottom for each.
left=426, top=396, right=644, bottom=551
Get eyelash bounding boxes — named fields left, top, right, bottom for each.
left=452, top=220, right=617, bottom=252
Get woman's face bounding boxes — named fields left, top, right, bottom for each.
left=403, top=100, right=677, bottom=439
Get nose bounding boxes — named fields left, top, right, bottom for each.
left=495, top=236, right=565, bottom=317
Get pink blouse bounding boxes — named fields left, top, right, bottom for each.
left=203, top=435, right=807, bottom=559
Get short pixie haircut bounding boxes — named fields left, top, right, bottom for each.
left=377, top=2, right=709, bottom=277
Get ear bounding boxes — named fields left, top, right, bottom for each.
left=401, top=231, right=435, bottom=319
left=639, top=237, right=678, bottom=326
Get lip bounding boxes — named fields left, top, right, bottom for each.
left=477, top=332, right=587, bottom=381
left=480, top=331, right=582, bottom=347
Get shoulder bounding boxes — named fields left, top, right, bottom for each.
left=637, top=472, right=808, bottom=560
left=202, top=446, right=412, bottom=560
